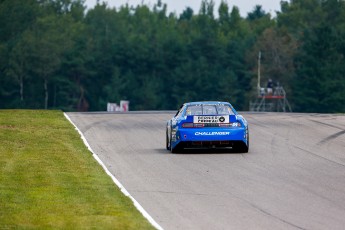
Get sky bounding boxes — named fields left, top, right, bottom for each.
left=84, top=0, right=282, bottom=17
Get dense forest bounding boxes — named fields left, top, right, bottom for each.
left=1, top=0, right=345, bottom=112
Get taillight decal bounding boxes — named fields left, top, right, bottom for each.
left=182, top=123, right=194, bottom=128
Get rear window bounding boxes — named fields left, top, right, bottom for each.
left=185, top=104, right=234, bottom=115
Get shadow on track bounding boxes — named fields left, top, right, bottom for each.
left=154, top=148, right=246, bottom=155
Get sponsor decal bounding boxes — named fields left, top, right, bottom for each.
left=193, top=116, right=229, bottom=123
left=195, top=131, right=230, bottom=136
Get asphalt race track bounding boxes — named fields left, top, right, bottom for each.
left=67, top=112, right=345, bottom=230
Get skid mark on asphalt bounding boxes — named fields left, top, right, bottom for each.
left=270, top=133, right=278, bottom=156
left=308, top=119, right=345, bottom=130
left=294, top=146, right=345, bottom=167
left=82, top=120, right=108, bottom=133
left=135, top=188, right=307, bottom=230
left=246, top=117, right=270, bottom=129
left=317, top=130, right=345, bottom=145
left=222, top=190, right=308, bottom=230
left=245, top=202, right=307, bottom=230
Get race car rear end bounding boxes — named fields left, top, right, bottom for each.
left=166, top=102, right=249, bottom=153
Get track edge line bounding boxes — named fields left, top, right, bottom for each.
left=64, top=113, right=163, bottom=230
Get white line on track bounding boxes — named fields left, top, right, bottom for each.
left=64, top=113, right=163, bottom=230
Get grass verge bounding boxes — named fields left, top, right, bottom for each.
left=0, top=110, right=155, bottom=229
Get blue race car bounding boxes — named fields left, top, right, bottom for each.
left=166, top=101, right=249, bottom=153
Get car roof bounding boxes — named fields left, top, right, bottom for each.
left=184, top=101, right=231, bottom=106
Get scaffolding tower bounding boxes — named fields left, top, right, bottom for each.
left=250, top=51, right=292, bottom=112
left=249, top=86, right=292, bottom=112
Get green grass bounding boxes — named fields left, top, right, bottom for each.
left=0, top=110, right=155, bottom=229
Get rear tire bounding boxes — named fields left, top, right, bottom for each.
left=235, top=142, right=248, bottom=153
left=170, top=135, right=180, bottom=153
left=240, top=145, right=249, bottom=153
left=166, top=128, right=171, bottom=150
left=238, top=129, right=249, bottom=153
left=170, top=145, right=179, bottom=153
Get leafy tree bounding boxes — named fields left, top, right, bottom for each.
left=247, top=5, right=267, bottom=21
left=179, top=7, right=193, bottom=21
left=277, top=0, right=323, bottom=36
left=199, top=0, right=215, bottom=18
left=0, top=0, right=40, bottom=106
left=58, top=21, right=90, bottom=111
left=246, top=5, right=274, bottom=35
left=0, top=0, right=39, bottom=43
left=293, top=25, right=345, bottom=113
left=30, top=17, right=63, bottom=109
left=248, top=28, right=297, bottom=93
left=6, top=33, right=31, bottom=103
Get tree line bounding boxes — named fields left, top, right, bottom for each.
left=1, top=0, right=344, bottom=113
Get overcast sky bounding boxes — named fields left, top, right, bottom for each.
left=84, top=0, right=282, bottom=17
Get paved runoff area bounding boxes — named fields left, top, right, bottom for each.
left=67, top=112, right=345, bottom=230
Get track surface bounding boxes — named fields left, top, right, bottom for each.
left=67, top=112, right=345, bottom=230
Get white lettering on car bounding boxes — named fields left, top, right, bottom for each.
left=195, top=132, right=230, bottom=136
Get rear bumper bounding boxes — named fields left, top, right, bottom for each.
left=171, top=127, right=248, bottom=149
left=179, top=140, right=245, bottom=148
